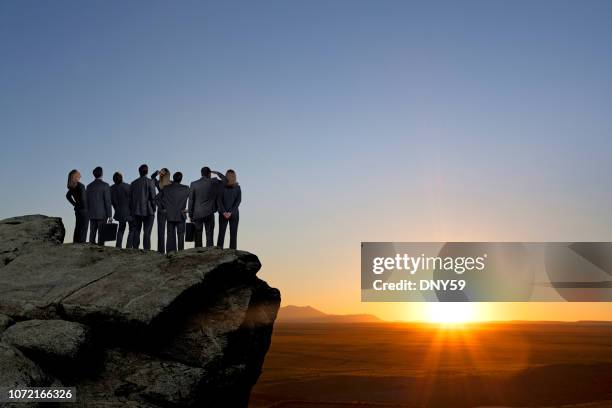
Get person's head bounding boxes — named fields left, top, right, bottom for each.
left=139, top=164, right=148, bottom=177
left=225, top=169, right=238, bottom=186
left=201, top=166, right=211, bottom=178
left=113, top=172, right=123, bottom=185
left=67, top=169, right=80, bottom=189
left=93, top=166, right=103, bottom=179
left=173, top=171, right=183, bottom=184
left=159, top=168, right=171, bottom=188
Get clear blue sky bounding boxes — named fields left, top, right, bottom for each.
left=2, top=0, right=612, bottom=320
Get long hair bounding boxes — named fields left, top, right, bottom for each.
left=225, top=169, right=238, bottom=186
left=67, top=169, right=79, bottom=189
left=159, top=168, right=171, bottom=189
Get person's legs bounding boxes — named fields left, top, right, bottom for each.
left=177, top=220, right=186, bottom=251
left=116, top=221, right=126, bottom=248
left=166, top=221, right=177, bottom=252
left=74, top=210, right=87, bottom=243
left=132, top=216, right=143, bottom=249
left=157, top=211, right=166, bottom=254
left=204, top=214, right=215, bottom=247
left=73, top=213, right=79, bottom=243
left=217, top=214, right=228, bottom=248
left=194, top=218, right=204, bottom=248
left=96, top=219, right=105, bottom=246
left=229, top=213, right=239, bottom=250
left=143, top=215, right=154, bottom=250
left=89, top=219, right=98, bottom=244
left=126, top=221, right=134, bottom=248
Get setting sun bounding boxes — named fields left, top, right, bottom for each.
left=425, top=303, right=478, bottom=324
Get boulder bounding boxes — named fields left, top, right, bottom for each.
left=1, top=319, right=92, bottom=375
left=76, top=349, right=207, bottom=407
left=0, top=342, right=57, bottom=388
left=0, top=215, right=280, bottom=407
left=0, top=215, right=64, bottom=268
left=0, top=313, right=14, bottom=335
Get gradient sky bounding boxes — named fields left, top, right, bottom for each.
left=2, top=0, right=612, bottom=321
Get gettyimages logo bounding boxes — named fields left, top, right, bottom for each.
left=362, top=242, right=612, bottom=302
left=372, top=253, right=487, bottom=275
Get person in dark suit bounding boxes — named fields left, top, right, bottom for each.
left=217, top=169, right=242, bottom=249
left=86, top=166, right=112, bottom=246
left=161, top=172, right=190, bottom=252
left=129, top=164, right=156, bottom=250
left=110, top=172, right=132, bottom=249
left=188, top=166, right=227, bottom=247
left=151, top=168, right=171, bottom=254
left=66, top=169, right=88, bottom=243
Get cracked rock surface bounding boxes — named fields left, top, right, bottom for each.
left=0, top=215, right=280, bottom=407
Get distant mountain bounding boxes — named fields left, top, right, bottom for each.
left=277, top=305, right=382, bottom=323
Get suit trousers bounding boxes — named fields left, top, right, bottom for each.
left=73, top=209, right=89, bottom=243
left=89, top=219, right=106, bottom=246
left=115, top=221, right=127, bottom=248
left=132, top=215, right=154, bottom=250
left=217, top=212, right=239, bottom=249
left=166, top=220, right=186, bottom=252
left=157, top=210, right=167, bottom=254
left=194, top=214, right=215, bottom=248
left=126, top=220, right=136, bottom=249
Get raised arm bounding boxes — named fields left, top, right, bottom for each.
left=211, top=171, right=227, bottom=183
left=151, top=170, right=161, bottom=192
left=148, top=181, right=157, bottom=208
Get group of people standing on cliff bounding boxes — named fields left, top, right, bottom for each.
left=65, top=164, right=242, bottom=252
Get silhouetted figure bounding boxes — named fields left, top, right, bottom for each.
left=129, top=164, right=156, bottom=250
left=188, top=167, right=227, bottom=247
left=110, top=172, right=132, bottom=249
left=217, top=169, right=241, bottom=249
left=151, top=168, right=171, bottom=254
left=86, top=166, right=112, bottom=246
left=161, top=172, right=190, bottom=252
left=66, top=169, right=88, bottom=243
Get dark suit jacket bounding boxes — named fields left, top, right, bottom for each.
left=217, top=185, right=242, bottom=215
left=129, top=176, right=156, bottom=217
left=86, top=179, right=112, bottom=220
left=66, top=182, right=87, bottom=210
left=188, top=177, right=224, bottom=220
left=160, top=183, right=190, bottom=222
left=110, top=182, right=131, bottom=222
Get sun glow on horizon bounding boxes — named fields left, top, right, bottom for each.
left=425, top=303, right=478, bottom=324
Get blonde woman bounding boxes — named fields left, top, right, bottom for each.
left=216, top=169, right=241, bottom=249
left=65, top=169, right=88, bottom=243
left=151, top=168, right=171, bottom=253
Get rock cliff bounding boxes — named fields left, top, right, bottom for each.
left=0, top=215, right=280, bottom=407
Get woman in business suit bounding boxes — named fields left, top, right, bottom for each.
left=216, top=169, right=241, bottom=249
left=65, top=169, right=88, bottom=243
left=151, top=168, right=171, bottom=253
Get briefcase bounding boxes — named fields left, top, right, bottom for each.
left=101, top=222, right=118, bottom=242
left=185, top=222, right=195, bottom=242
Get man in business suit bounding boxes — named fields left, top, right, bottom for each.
left=86, top=166, right=112, bottom=246
left=129, top=164, right=156, bottom=250
left=110, top=171, right=132, bottom=249
left=188, top=166, right=227, bottom=247
left=161, top=171, right=190, bottom=252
